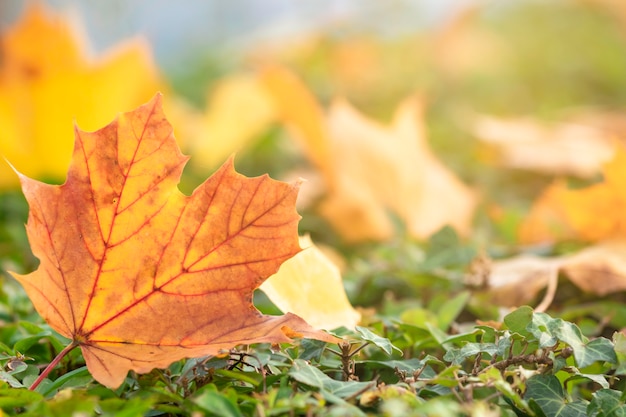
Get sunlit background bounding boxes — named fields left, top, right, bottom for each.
left=2, top=0, right=626, bottom=248
left=1, top=1, right=472, bottom=75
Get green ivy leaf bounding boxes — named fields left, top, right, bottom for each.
left=287, top=360, right=370, bottom=417
left=288, top=359, right=372, bottom=401
left=614, top=332, right=626, bottom=375
left=360, top=358, right=429, bottom=374
left=553, top=320, right=616, bottom=368
left=479, top=367, right=531, bottom=413
left=504, top=306, right=534, bottom=338
left=0, top=380, right=43, bottom=408
left=436, top=291, right=470, bottom=330
left=193, top=386, right=244, bottom=417
left=579, top=338, right=617, bottom=368
left=443, top=343, right=499, bottom=365
left=527, top=313, right=616, bottom=368
left=355, top=326, right=402, bottom=356
left=443, top=331, right=511, bottom=365
left=587, top=389, right=626, bottom=417
left=0, top=371, right=24, bottom=388
left=565, top=373, right=610, bottom=390
left=421, top=226, right=476, bottom=270
left=528, top=312, right=560, bottom=347
left=525, top=374, right=588, bottom=417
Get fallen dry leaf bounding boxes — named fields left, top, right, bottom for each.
left=473, top=115, right=616, bottom=178
left=11, top=94, right=338, bottom=389
left=483, top=255, right=561, bottom=309
left=260, top=235, right=360, bottom=330
left=0, top=4, right=165, bottom=188
left=483, top=240, right=626, bottom=308
left=324, top=97, right=477, bottom=241
left=561, top=240, right=626, bottom=296
left=262, top=67, right=477, bottom=242
left=521, top=147, right=626, bottom=243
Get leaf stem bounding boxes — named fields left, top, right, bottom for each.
left=29, top=341, right=79, bottom=391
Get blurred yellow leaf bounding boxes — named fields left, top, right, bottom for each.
left=327, top=98, right=477, bottom=241
left=0, top=4, right=164, bottom=188
left=262, top=67, right=477, bottom=242
left=188, top=74, right=278, bottom=168
left=260, top=66, right=335, bottom=181
left=521, top=147, right=626, bottom=243
left=260, top=235, right=360, bottom=330
left=473, top=115, right=616, bottom=177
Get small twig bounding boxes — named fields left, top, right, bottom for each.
left=328, top=342, right=367, bottom=381
left=486, top=352, right=554, bottom=373
left=472, top=352, right=483, bottom=375
left=344, top=378, right=378, bottom=402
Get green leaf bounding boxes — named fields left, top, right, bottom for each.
left=588, top=389, right=626, bottom=417
left=98, top=396, right=157, bottom=417
left=421, top=226, right=476, bottom=270
left=288, top=359, right=372, bottom=400
left=443, top=332, right=511, bottom=365
left=361, top=357, right=437, bottom=378
left=214, top=369, right=263, bottom=387
left=479, top=367, right=531, bottom=413
left=298, top=339, right=329, bottom=361
left=355, top=326, right=402, bottom=356
left=441, top=328, right=483, bottom=346
left=552, top=320, right=616, bottom=368
left=527, top=313, right=616, bottom=368
left=444, top=343, right=499, bottom=365
left=524, top=374, right=588, bottom=417
left=614, top=332, right=626, bottom=375
left=528, top=312, right=560, bottom=348
left=12, top=331, right=52, bottom=353
left=0, top=380, right=43, bottom=408
left=37, top=366, right=92, bottom=396
left=43, top=389, right=97, bottom=416
left=579, top=338, right=617, bottom=368
left=193, top=387, right=244, bottom=417
left=565, top=373, right=610, bottom=390
left=436, top=291, right=470, bottom=330
left=0, top=370, right=24, bottom=388
left=504, top=306, right=534, bottom=337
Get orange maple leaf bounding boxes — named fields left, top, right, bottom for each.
left=11, top=94, right=339, bottom=389
left=520, top=147, right=626, bottom=243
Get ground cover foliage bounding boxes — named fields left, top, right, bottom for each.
left=3, top=1, right=626, bottom=416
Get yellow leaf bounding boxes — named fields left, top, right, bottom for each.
left=323, top=97, right=477, bottom=241
left=262, top=67, right=477, bottom=242
left=259, top=66, right=336, bottom=182
left=188, top=74, right=278, bottom=168
left=260, top=235, right=360, bottom=330
left=0, top=5, right=165, bottom=188
left=521, top=147, right=626, bottom=243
